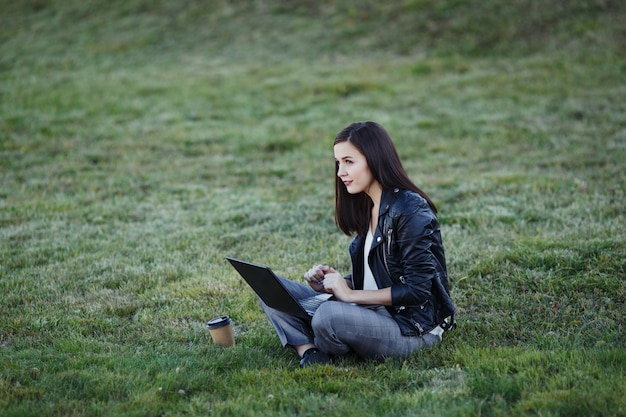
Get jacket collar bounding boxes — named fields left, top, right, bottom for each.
left=379, top=187, right=400, bottom=217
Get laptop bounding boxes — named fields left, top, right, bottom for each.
left=226, top=257, right=332, bottom=319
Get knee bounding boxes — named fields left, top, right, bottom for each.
left=311, top=301, right=342, bottom=333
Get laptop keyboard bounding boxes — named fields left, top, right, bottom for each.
left=298, top=293, right=332, bottom=314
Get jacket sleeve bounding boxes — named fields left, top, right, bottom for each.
left=389, top=205, right=439, bottom=307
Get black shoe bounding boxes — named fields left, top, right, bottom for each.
left=299, top=348, right=332, bottom=368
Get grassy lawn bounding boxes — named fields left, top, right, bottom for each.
left=1, top=1, right=625, bottom=416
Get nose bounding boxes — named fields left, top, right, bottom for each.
left=337, top=163, right=347, bottom=177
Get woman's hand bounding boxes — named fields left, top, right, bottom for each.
left=304, top=264, right=338, bottom=292
left=321, top=272, right=353, bottom=302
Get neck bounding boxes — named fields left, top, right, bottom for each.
left=367, top=183, right=383, bottom=235
left=366, top=181, right=383, bottom=210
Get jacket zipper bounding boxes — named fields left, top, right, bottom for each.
left=384, top=227, right=406, bottom=284
left=413, top=320, right=425, bottom=335
left=383, top=228, right=392, bottom=278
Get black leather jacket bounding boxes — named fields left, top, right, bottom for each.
left=346, top=188, right=456, bottom=336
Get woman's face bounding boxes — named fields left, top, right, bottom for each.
left=334, top=141, right=379, bottom=196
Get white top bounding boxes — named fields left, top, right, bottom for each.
left=429, top=325, right=444, bottom=339
left=363, top=230, right=379, bottom=290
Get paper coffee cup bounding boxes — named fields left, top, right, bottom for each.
left=207, top=315, right=235, bottom=347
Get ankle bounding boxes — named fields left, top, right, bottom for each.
left=295, top=343, right=317, bottom=358
left=301, top=347, right=319, bottom=357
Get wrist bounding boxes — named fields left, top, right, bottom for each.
left=344, top=289, right=357, bottom=304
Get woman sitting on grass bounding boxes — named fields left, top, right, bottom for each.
left=260, top=121, right=456, bottom=367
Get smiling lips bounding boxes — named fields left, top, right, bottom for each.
left=343, top=180, right=353, bottom=187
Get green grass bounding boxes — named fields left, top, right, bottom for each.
left=1, top=0, right=625, bottom=416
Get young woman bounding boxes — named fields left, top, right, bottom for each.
left=260, top=121, right=456, bottom=367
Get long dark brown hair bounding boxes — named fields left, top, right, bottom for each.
left=334, top=121, right=437, bottom=237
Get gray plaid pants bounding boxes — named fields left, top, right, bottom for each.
left=259, top=276, right=441, bottom=360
